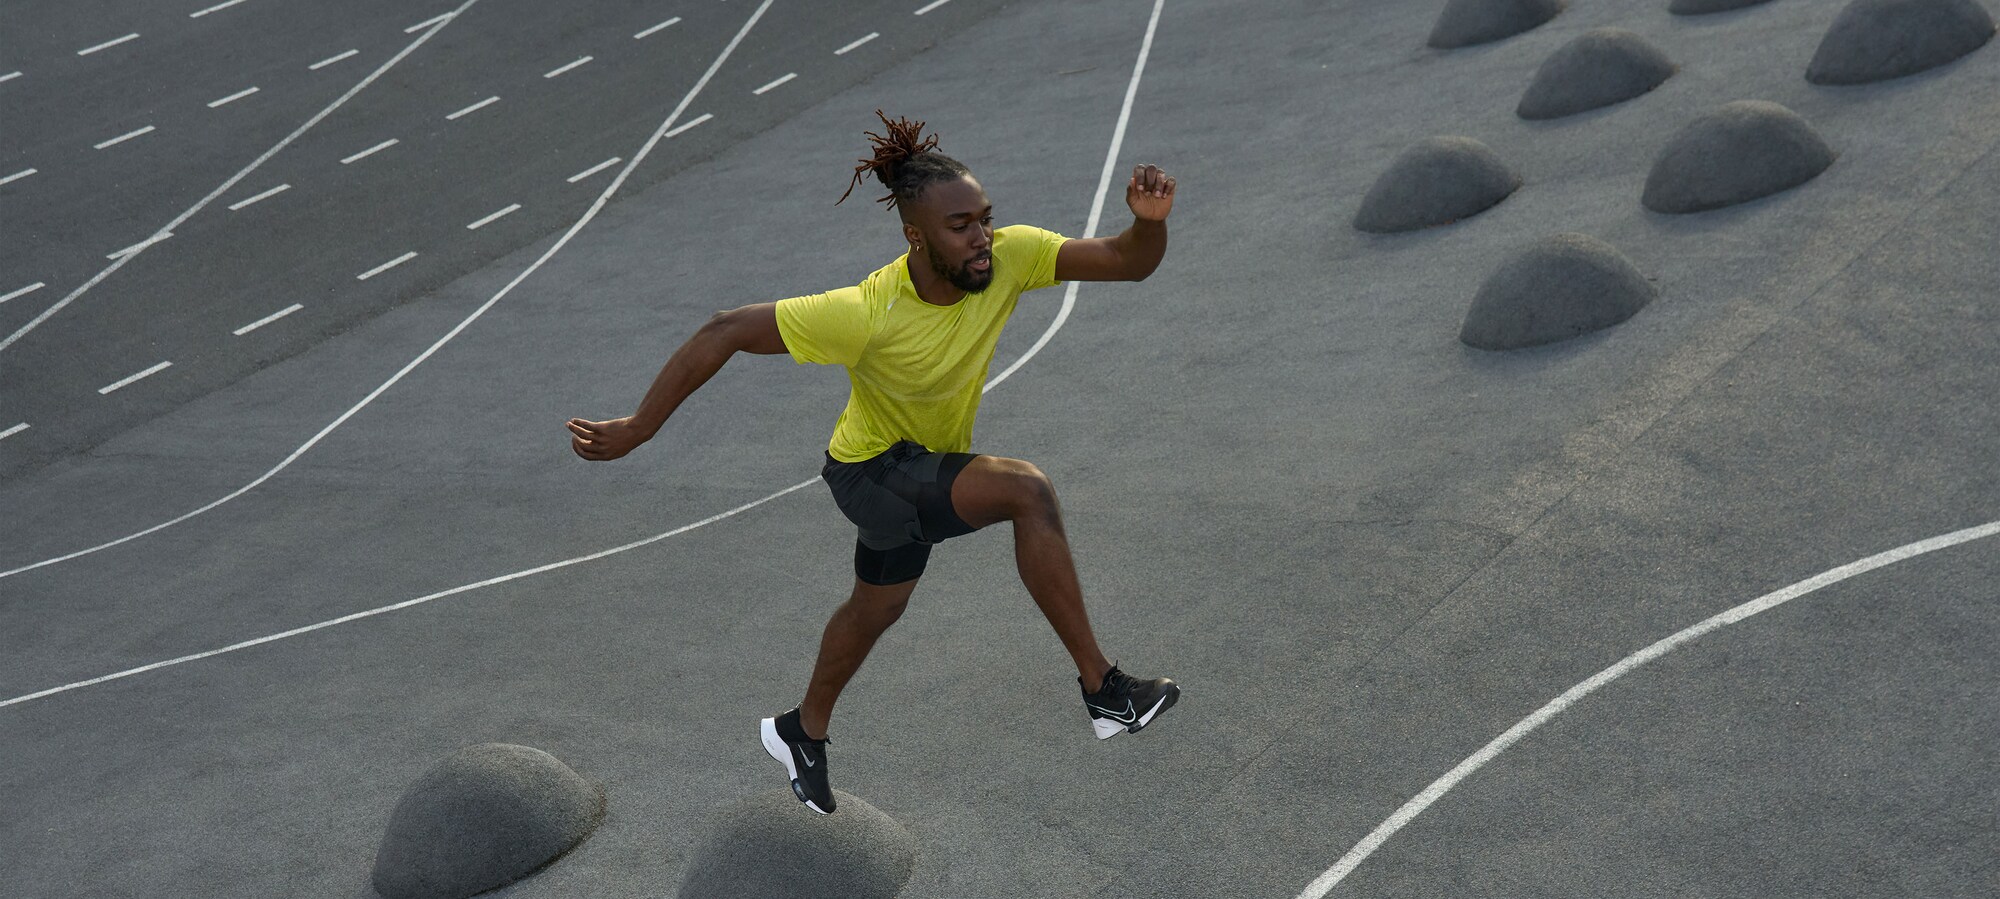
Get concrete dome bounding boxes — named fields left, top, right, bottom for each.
left=1355, top=136, right=1521, bottom=233
left=678, top=789, right=916, bottom=899
left=1642, top=101, right=1835, bottom=214
left=1807, top=0, right=1995, bottom=85
left=372, top=744, right=604, bottom=899
left=1460, top=233, right=1655, bottom=350
left=1519, top=28, right=1676, bottom=120
left=1429, top=0, right=1565, bottom=49
left=1669, top=0, right=1779, bottom=14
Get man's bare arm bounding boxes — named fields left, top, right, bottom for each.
left=567, top=302, right=786, bottom=461
left=1054, top=163, right=1177, bottom=282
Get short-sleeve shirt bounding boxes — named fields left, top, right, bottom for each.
left=776, top=225, right=1068, bottom=462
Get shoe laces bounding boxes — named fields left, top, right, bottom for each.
left=1095, top=666, right=1134, bottom=699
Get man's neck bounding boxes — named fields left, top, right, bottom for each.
left=906, top=256, right=966, bottom=307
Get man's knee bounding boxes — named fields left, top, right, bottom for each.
left=1001, top=459, right=1060, bottom=522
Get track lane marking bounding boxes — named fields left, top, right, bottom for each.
left=0, top=168, right=35, bottom=187
left=467, top=204, right=520, bottom=229
left=190, top=0, right=251, bottom=17
left=636, top=17, right=681, bottom=39
left=340, top=139, right=398, bottom=164
left=1, top=282, right=46, bottom=304
left=99, top=362, right=173, bottom=395
left=233, top=304, right=303, bottom=335
left=446, top=96, right=499, bottom=120
left=665, top=113, right=712, bottom=138
left=208, top=86, right=259, bottom=108
left=405, top=13, right=454, bottom=33
left=78, top=34, right=140, bottom=56
left=544, top=56, right=593, bottom=78
left=752, top=72, right=796, bottom=95
left=914, top=0, right=953, bottom=13
left=835, top=33, right=880, bottom=55
left=567, top=158, right=622, bottom=183
left=358, top=252, right=417, bottom=280
left=108, top=232, right=174, bottom=259
left=309, top=49, right=358, bottom=70
left=0, top=423, right=28, bottom=442
left=0, top=71, right=22, bottom=84
left=94, top=126, right=156, bottom=149
left=228, top=183, right=290, bottom=210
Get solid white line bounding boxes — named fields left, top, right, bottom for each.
left=405, top=13, right=453, bottom=33
left=0, top=423, right=27, bottom=441
left=1292, top=518, right=2000, bottom=899
left=544, top=56, right=593, bottom=78
left=358, top=251, right=417, bottom=280
left=446, top=95, right=499, bottom=120
left=752, top=72, right=796, bottom=95
left=233, top=303, right=303, bottom=335
left=94, top=125, right=156, bottom=149
left=665, top=113, right=713, bottom=138
left=78, top=34, right=140, bottom=56
left=190, top=0, right=250, bottom=17
left=108, top=232, right=173, bottom=259
left=914, top=0, right=952, bottom=13
left=208, top=86, right=259, bottom=108
left=835, top=32, right=879, bottom=55
left=309, top=49, right=358, bottom=70
left=567, top=157, right=623, bottom=183
left=228, top=183, right=291, bottom=210
left=0, top=71, right=22, bottom=84
left=466, top=203, right=520, bottom=229
left=0, top=0, right=477, bottom=358
left=98, top=361, right=173, bottom=395
left=340, top=138, right=398, bottom=164
left=1, top=282, right=46, bottom=304
left=635, top=17, right=681, bottom=39
left=0, top=168, right=35, bottom=187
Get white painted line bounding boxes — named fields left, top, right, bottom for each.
left=467, top=203, right=520, bottom=229
left=227, top=183, right=290, bottom=211
left=665, top=113, right=713, bottom=138
left=207, top=86, right=259, bottom=108
left=1, top=282, right=46, bottom=304
left=835, top=32, right=879, bottom=55
left=1293, top=519, right=2000, bottom=899
left=405, top=13, right=454, bottom=33
left=0, top=71, right=21, bottom=84
left=233, top=303, right=303, bottom=335
left=567, top=157, right=622, bottom=183
left=340, top=138, right=398, bottom=164
left=544, top=56, right=594, bottom=78
left=914, top=0, right=952, bottom=14
left=98, top=361, right=172, bottom=395
left=635, top=17, right=681, bottom=39
left=190, top=0, right=250, bottom=17
left=0, top=0, right=763, bottom=584
left=78, top=33, right=140, bottom=56
left=94, top=125, right=156, bottom=149
left=0, top=423, right=27, bottom=442
left=108, top=232, right=173, bottom=259
left=752, top=72, right=796, bottom=95
left=358, top=251, right=417, bottom=280
left=309, top=49, right=358, bottom=70
left=445, top=95, right=499, bottom=120
left=0, top=168, right=35, bottom=187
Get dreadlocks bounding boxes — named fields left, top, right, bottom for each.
left=837, top=110, right=972, bottom=209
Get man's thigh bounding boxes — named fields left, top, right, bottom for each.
left=947, top=454, right=1054, bottom=530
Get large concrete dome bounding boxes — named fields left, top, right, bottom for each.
left=1355, top=136, right=1521, bottom=233
left=1429, top=0, right=1565, bottom=49
left=1518, top=28, right=1676, bottom=120
left=371, top=744, right=605, bottom=899
left=1459, top=233, right=1655, bottom=350
left=678, top=789, right=916, bottom=899
left=1807, top=0, right=1996, bottom=85
left=1642, top=101, right=1835, bottom=214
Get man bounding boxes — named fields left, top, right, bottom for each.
left=567, top=113, right=1180, bottom=814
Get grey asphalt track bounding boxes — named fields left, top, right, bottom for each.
left=2, top=1, right=1997, bottom=897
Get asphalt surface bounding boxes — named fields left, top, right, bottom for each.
left=2, top=0, right=1997, bottom=897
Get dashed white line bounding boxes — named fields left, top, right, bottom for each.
left=190, top=0, right=251, bottom=17
left=0, top=168, right=35, bottom=187
left=446, top=96, right=499, bottom=120
left=914, top=0, right=953, bottom=14
left=358, top=252, right=417, bottom=280
left=98, top=361, right=172, bottom=395
left=1, top=283, right=46, bottom=304
left=0, top=423, right=27, bottom=442
left=405, top=13, right=454, bottom=33
left=835, top=32, right=880, bottom=55
left=94, top=125, right=157, bottom=149
left=108, top=232, right=173, bottom=259
left=340, top=138, right=398, bottom=164
left=207, top=86, right=259, bottom=108
left=309, top=49, right=358, bottom=70
left=233, top=303, right=303, bottom=335
left=228, top=183, right=291, bottom=211
left=567, top=157, right=623, bottom=183
left=0, top=71, right=22, bottom=84
left=544, top=56, right=593, bottom=78
left=78, top=34, right=141, bottom=56
left=635, top=17, right=681, bottom=39
left=752, top=72, right=797, bottom=95
left=665, top=113, right=713, bottom=138
left=466, top=203, right=520, bottom=230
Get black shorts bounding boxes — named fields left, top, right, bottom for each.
left=821, top=440, right=983, bottom=584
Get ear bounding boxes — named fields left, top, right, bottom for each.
left=902, top=220, right=922, bottom=247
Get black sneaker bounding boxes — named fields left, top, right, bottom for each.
left=760, top=708, right=835, bottom=814
left=1081, top=664, right=1180, bottom=740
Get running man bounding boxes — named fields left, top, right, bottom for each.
left=567, top=113, right=1180, bottom=814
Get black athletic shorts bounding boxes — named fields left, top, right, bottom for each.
left=821, top=441, right=982, bottom=583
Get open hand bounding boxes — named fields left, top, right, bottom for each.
left=567, top=416, right=650, bottom=461
left=1125, top=163, right=1177, bottom=221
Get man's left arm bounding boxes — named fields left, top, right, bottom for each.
left=1054, top=163, right=1177, bottom=282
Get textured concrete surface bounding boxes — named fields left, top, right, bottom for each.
left=1518, top=27, right=1676, bottom=120
left=372, top=744, right=603, bottom=899
left=1459, top=232, right=1654, bottom=350
left=1430, top=0, right=1567, bottom=49
left=1669, top=0, right=1778, bottom=14
left=1642, top=100, right=1835, bottom=213
left=677, top=789, right=915, bottom=899
left=1807, top=0, right=1996, bottom=85
left=1353, top=136, right=1521, bottom=233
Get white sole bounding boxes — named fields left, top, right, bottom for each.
left=760, top=717, right=830, bottom=815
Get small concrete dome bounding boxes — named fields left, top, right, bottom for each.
left=1460, top=233, right=1655, bottom=350
left=1642, top=101, right=1835, bottom=214
left=1355, top=136, right=1521, bottom=233
left=678, top=789, right=916, bottom=899
left=372, top=744, right=605, bottom=899
left=1669, top=0, right=1779, bottom=15
left=1429, top=0, right=1566, bottom=49
left=1519, top=28, right=1676, bottom=120
left=1807, top=0, right=1995, bottom=85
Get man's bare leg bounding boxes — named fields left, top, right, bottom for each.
left=797, top=576, right=920, bottom=740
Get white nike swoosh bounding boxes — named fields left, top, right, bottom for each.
left=1088, top=700, right=1137, bottom=723
left=802, top=752, right=816, bottom=768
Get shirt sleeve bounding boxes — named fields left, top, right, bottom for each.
left=775, top=285, right=871, bottom=366
left=1006, top=225, right=1069, bottom=293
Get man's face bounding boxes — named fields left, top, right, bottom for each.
left=905, top=175, right=994, bottom=293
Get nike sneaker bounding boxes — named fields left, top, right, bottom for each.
left=760, top=708, right=835, bottom=814
left=1081, top=664, right=1180, bottom=740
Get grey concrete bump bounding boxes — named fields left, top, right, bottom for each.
left=1428, top=0, right=1565, bottom=49
left=1642, top=100, right=1835, bottom=214
left=1459, top=232, right=1655, bottom=350
left=1355, top=136, right=1521, bottom=233
left=1807, top=0, right=1996, bottom=85
left=1519, top=28, right=1676, bottom=120
left=678, top=789, right=916, bottom=899
left=1669, top=0, right=1779, bottom=15
left=371, top=744, right=605, bottom=899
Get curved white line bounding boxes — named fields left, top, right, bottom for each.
left=1294, top=519, right=2000, bottom=899
left=0, top=1, right=774, bottom=582
left=0, top=0, right=1171, bottom=709
left=0, top=2, right=478, bottom=356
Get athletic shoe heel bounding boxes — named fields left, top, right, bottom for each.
left=1092, top=717, right=1127, bottom=740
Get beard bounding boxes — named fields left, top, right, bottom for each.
left=928, top=245, right=994, bottom=293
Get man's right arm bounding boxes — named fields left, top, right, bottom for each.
left=567, top=302, right=786, bottom=461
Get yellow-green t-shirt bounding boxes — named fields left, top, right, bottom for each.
left=776, top=225, right=1068, bottom=462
